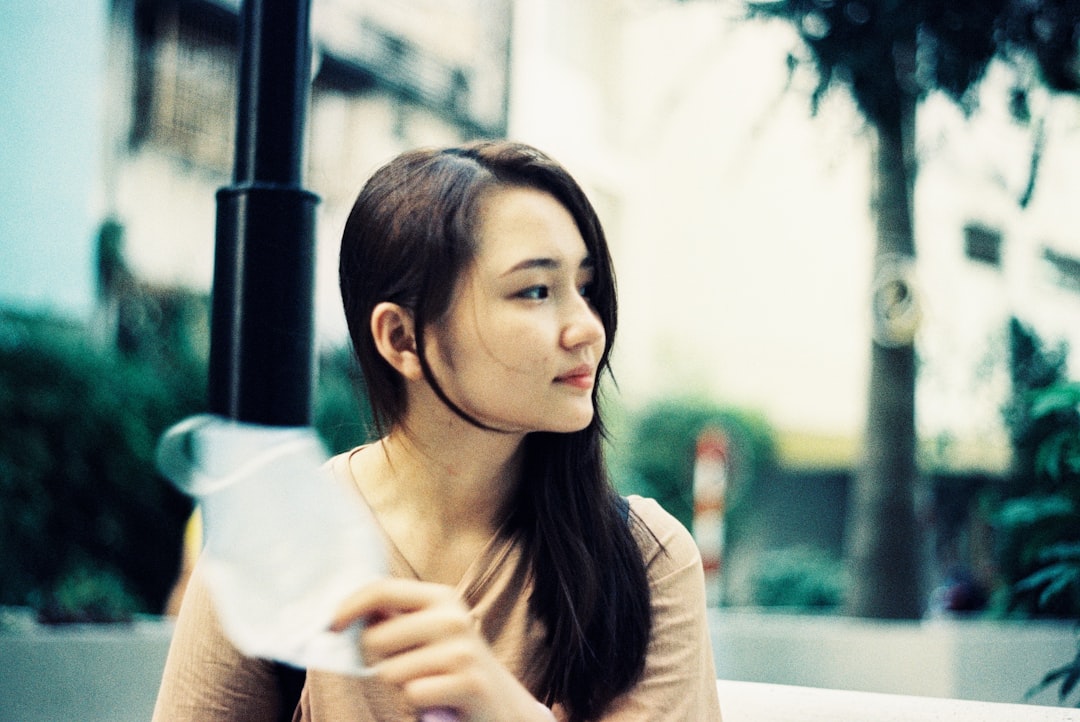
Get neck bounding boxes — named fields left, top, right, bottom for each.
left=359, top=410, right=526, bottom=538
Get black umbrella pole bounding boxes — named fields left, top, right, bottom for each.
left=208, top=0, right=319, bottom=427
left=209, top=187, right=318, bottom=426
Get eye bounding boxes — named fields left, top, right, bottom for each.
left=577, top=267, right=597, bottom=300
left=517, top=285, right=550, bottom=300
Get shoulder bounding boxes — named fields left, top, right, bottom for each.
left=625, top=495, right=702, bottom=579
left=325, top=449, right=353, bottom=481
left=616, top=496, right=720, bottom=716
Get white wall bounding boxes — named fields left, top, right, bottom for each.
left=510, top=0, right=874, bottom=437
left=711, top=609, right=1078, bottom=707
left=717, top=679, right=1080, bottom=722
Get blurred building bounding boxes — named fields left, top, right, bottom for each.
left=100, top=0, right=511, bottom=343
left=509, top=0, right=1080, bottom=475
left=6, top=0, right=1079, bottom=471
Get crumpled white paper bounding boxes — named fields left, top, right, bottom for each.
left=156, top=414, right=387, bottom=676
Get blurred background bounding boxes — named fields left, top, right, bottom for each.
left=2, top=0, right=1079, bottom=713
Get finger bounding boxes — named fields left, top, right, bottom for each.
left=371, top=637, right=475, bottom=687
left=330, top=578, right=452, bottom=631
left=362, top=605, right=476, bottom=662
left=400, top=671, right=478, bottom=717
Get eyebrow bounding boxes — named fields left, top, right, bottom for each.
left=501, top=255, right=594, bottom=277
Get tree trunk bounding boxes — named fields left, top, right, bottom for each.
left=844, top=93, right=924, bottom=619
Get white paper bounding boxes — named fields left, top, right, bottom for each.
left=157, top=414, right=387, bottom=675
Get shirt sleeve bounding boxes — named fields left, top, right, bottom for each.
left=152, top=560, right=285, bottom=722
left=592, top=495, right=723, bottom=721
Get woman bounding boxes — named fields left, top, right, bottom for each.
left=154, top=141, right=721, bottom=721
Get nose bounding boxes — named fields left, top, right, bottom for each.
left=561, top=294, right=605, bottom=351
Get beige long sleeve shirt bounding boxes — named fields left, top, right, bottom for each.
left=153, top=454, right=721, bottom=721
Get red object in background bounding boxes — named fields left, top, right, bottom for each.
left=693, top=428, right=728, bottom=604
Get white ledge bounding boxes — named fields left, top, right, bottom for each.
left=716, top=680, right=1079, bottom=722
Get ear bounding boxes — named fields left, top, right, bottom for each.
left=370, top=302, right=423, bottom=381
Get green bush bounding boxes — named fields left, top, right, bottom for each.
left=1008, top=383, right=1080, bottom=706
left=995, top=320, right=1080, bottom=619
left=0, top=305, right=378, bottom=620
left=609, top=396, right=776, bottom=538
left=33, top=566, right=139, bottom=624
left=0, top=310, right=199, bottom=616
left=314, top=345, right=375, bottom=455
left=995, top=319, right=1080, bottom=706
left=749, top=545, right=848, bottom=610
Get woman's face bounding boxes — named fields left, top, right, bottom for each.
left=423, top=186, right=606, bottom=434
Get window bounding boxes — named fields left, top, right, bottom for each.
left=131, top=1, right=237, bottom=173
left=963, top=224, right=1002, bottom=267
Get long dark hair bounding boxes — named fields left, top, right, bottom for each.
left=339, top=141, right=651, bottom=720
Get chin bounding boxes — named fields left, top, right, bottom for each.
left=497, top=404, right=595, bottom=435
left=548, top=410, right=596, bottom=434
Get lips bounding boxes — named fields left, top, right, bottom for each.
left=556, top=364, right=595, bottom=389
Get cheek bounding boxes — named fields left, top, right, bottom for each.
left=496, top=326, right=552, bottom=370
left=466, top=307, right=544, bottom=366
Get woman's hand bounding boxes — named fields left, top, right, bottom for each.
left=331, top=578, right=552, bottom=722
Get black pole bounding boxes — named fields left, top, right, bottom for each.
left=209, top=0, right=319, bottom=426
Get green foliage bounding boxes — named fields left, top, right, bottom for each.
left=0, top=301, right=377, bottom=621
left=745, top=0, right=1080, bottom=124
left=1030, top=637, right=1080, bottom=708
left=610, top=396, right=776, bottom=536
left=1014, top=542, right=1080, bottom=612
left=995, top=320, right=1079, bottom=619
left=1010, top=397, right=1080, bottom=705
left=996, top=320, right=1080, bottom=705
left=0, top=309, right=200, bottom=615
left=749, top=545, right=848, bottom=610
left=1002, top=317, right=1070, bottom=484
left=313, top=345, right=375, bottom=455
left=33, top=566, right=139, bottom=624
left=747, top=0, right=919, bottom=124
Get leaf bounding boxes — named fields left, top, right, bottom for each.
left=1034, top=431, right=1080, bottom=486
left=1035, top=432, right=1072, bottom=481
left=1039, top=568, right=1080, bottom=609
left=1029, top=643, right=1080, bottom=705
left=1039, top=542, right=1080, bottom=564
left=1032, top=382, right=1080, bottom=420
left=1062, top=664, right=1080, bottom=702
left=1029, top=665, right=1066, bottom=701
left=997, top=495, right=1074, bottom=528
left=1014, top=562, right=1079, bottom=603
